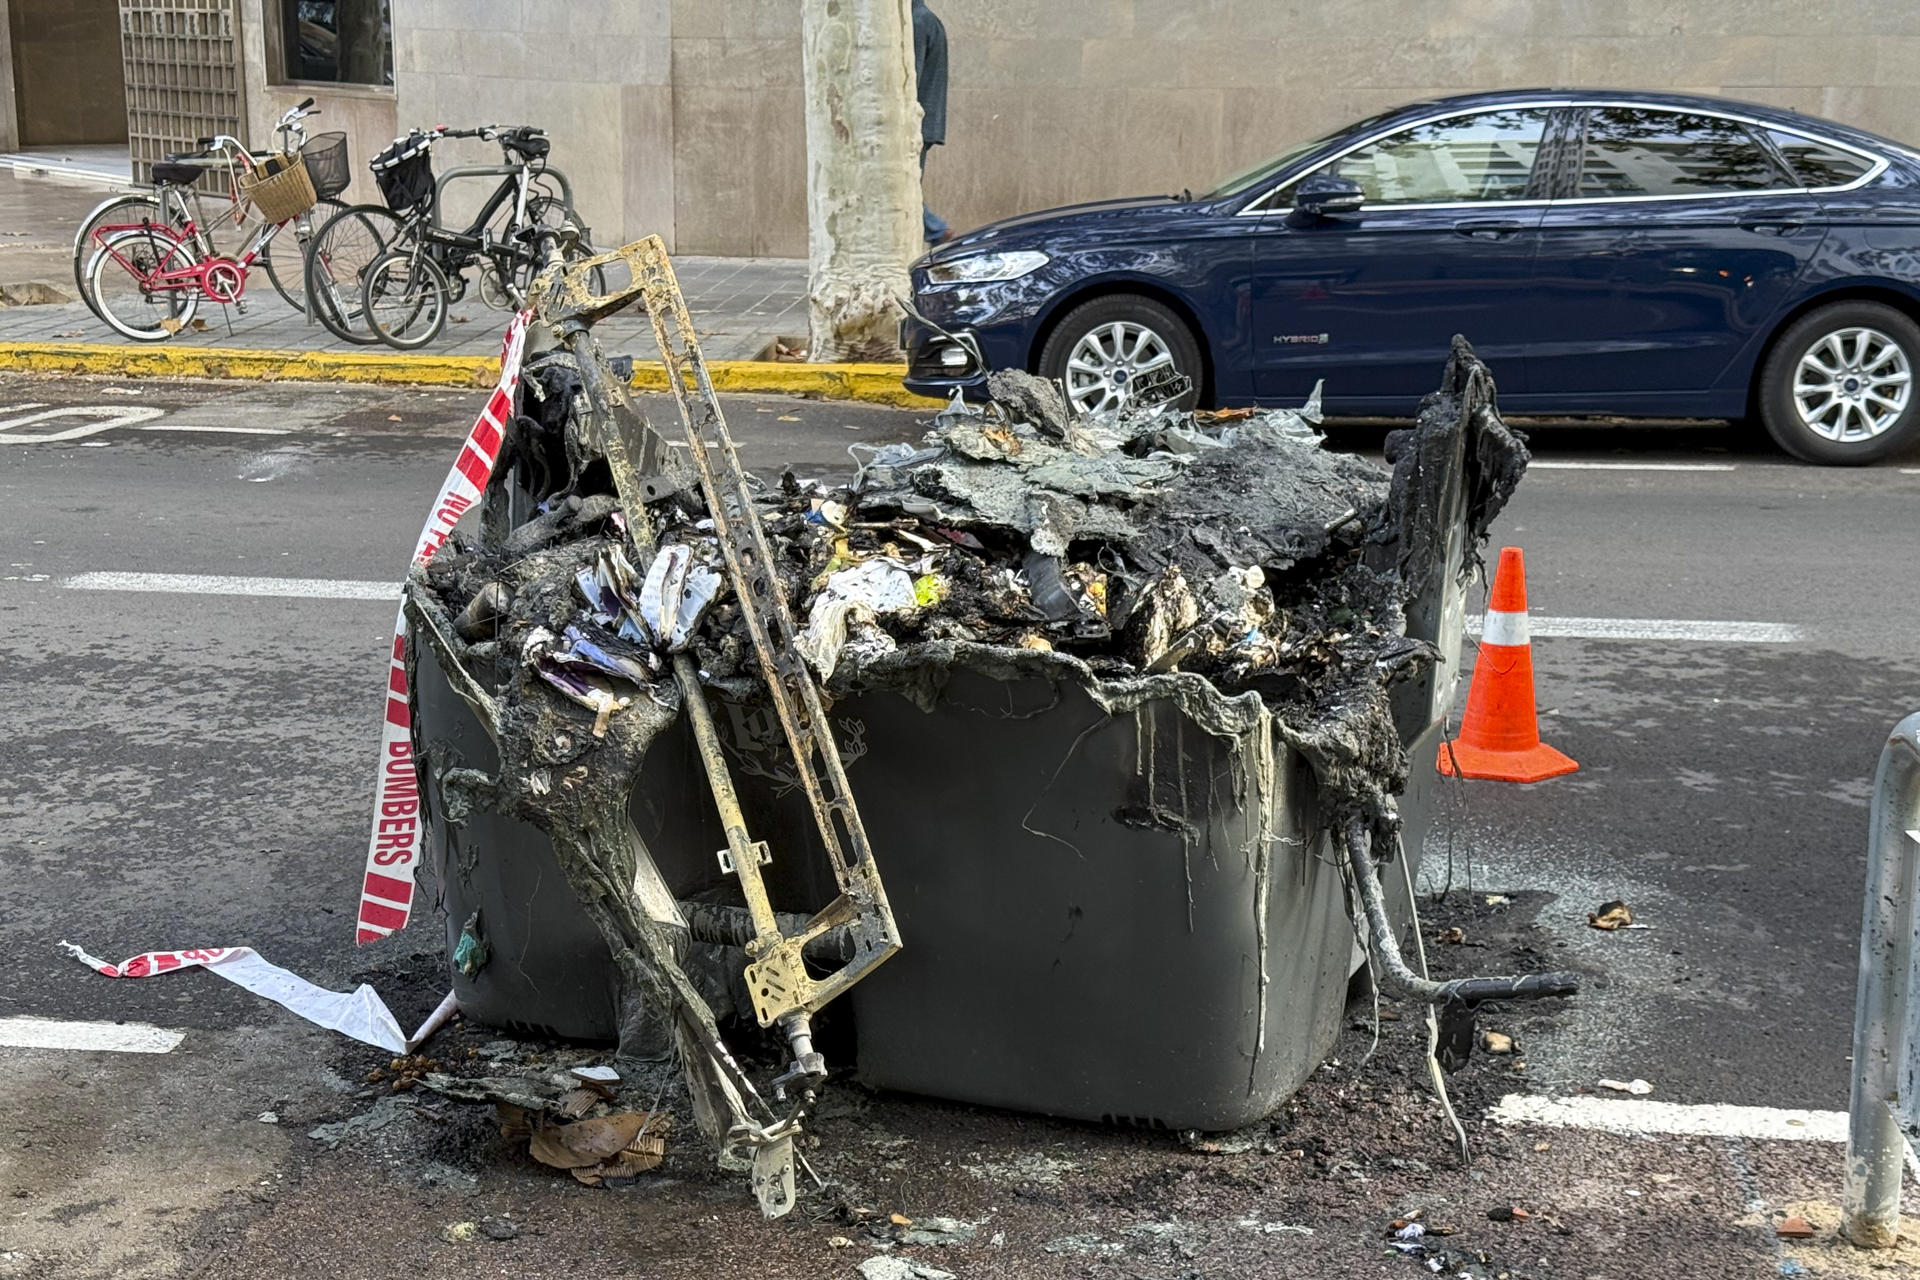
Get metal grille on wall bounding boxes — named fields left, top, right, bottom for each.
left=118, top=0, right=243, bottom=183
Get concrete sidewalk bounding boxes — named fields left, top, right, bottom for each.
left=0, top=256, right=807, bottom=362
left=0, top=168, right=810, bottom=362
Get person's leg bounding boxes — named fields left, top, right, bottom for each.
left=920, top=143, right=948, bottom=244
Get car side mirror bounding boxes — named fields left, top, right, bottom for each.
left=1294, top=175, right=1364, bottom=218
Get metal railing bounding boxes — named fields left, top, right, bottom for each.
left=1844, top=711, right=1920, bottom=1247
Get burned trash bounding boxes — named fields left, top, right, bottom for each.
left=401, top=232, right=1577, bottom=1215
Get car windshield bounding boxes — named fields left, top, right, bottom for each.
left=1198, top=111, right=1398, bottom=200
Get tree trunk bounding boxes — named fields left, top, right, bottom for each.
left=802, top=0, right=921, bottom=363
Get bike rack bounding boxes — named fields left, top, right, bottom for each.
left=432, top=165, right=582, bottom=239
left=1844, top=710, right=1920, bottom=1247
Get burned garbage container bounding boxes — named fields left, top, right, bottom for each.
left=407, top=237, right=1529, bottom=1168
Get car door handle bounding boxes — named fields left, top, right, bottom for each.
left=1738, top=218, right=1805, bottom=235
left=1453, top=219, right=1525, bottom=241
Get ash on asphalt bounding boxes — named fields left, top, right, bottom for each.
left=167, top=880, right=1802, bottom=1280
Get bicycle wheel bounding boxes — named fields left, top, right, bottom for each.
left=303, top=202, right=405, bottom=344
left=261, top=197, right=349, bottom=313
left=87, top=227, right=199, bottom=341
left=362, top=248, right=448, bottom=350
left=73, top=193, right=164, bottom=320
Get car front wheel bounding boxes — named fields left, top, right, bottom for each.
left=1758, top=301, right=1920, bottom=464
left=1038, top=294, right=1203, bottom=415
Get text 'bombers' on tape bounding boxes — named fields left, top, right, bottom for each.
left=357, top=314, right=532, bottom=945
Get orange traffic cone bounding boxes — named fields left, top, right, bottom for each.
left=1438, top=547, right=1578, bottom=783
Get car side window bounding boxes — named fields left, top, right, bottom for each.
left=1764, top=129, right=1874, bottom=188
left=1327, top=108, right=1551, bottom=206
left=1577, top=109, right=1790, bottom=197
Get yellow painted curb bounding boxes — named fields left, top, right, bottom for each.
left=0, top=341, right=943, bottom=408
left=0, top=342, right=498, bottom=388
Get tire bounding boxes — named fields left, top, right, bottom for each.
left=73, top=193, right=164, bottom=321
left=1757, top=300, right=1920, bottom=464
left=86, top=227, right=198, bottom=342
left=260, top=197, right=349, bottom=313
left=362, top=248, right=449, bottom=350
left=303, top=202, right=406, bottom=345
left=1038, top=294, right=1204, bottom=415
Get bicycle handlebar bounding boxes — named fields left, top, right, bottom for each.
left=426, top=124, right=545, bottom=144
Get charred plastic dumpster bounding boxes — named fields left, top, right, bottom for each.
left=406, top=239, right=1533, bottom=1177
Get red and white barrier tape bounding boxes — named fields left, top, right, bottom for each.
left=357, top=312, right=532, bottom=945
left=61, top=941, right=407, bottom=1053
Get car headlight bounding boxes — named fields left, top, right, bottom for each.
left=925, top=250, right=1049, bottom=285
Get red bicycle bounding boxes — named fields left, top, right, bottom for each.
left=80, top=99, right=349, bottom=341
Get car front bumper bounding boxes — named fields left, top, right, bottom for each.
left=900, top=272, right=1052, bottom=400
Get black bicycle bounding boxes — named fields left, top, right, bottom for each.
left=302, top=124, right=593, bottom=346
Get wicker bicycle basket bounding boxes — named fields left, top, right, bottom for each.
left=239, top=151, right=318, bottom=224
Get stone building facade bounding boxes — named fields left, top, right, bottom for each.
left=5, top=0, right=1916, bottom=255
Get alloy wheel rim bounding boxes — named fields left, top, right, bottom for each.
left=1793, top=326, right=1912, bottom=444
left=1065, top=321, right=1175, bottom=414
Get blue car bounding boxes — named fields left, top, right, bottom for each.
left=905, top=90, right=1920, bottom=464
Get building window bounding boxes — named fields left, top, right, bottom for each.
left=281, top=0, right=392, bottom=86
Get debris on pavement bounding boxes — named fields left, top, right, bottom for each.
left=1776, top=1215, right=1816, bottom=1239
left=415, top=1062, right=672, bottom=1185
left=1596, top=1078, right=1654, bottom=1095
left=893, top=1216, right=979, bottom=1247
left=1486, top=1205, right=1531, bottom=1222
left=438, top=1214, right=521, bottom=1244
left=307, top=1094, right=418, bottom=1149
left=856, top=1258, right=956, bottom=1280
left=1479, top=1030, right=1514, bottom=1054
left=1589, top=900, right=1635, bottom=930
left=370, top=1054, right=439, bottom=1091
left=525, top=1110, right=672, bottom=1185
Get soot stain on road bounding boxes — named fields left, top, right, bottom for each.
left=1442, top=640, right=1920, bottom=1111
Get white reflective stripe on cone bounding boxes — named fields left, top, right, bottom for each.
left=1481, top=608, right=1529, bottom=647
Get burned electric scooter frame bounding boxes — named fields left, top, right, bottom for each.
left=405, top=229, right=901, bottom=1217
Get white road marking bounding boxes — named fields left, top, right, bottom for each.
left=1469, top=615, right=1804, bottom=644
left=63, top=572, right=397, bottom=600
left=1493, top=1093, right=1839, bottom=1141
left=0, top=405, right=166, bottom=443
left=139, top=423, right=290, bottom=436
left=1490, top=1094, right=1920, bottom=1174
left=0, top=1015, right=183, bottom=1054
left=1901, top=468, right=1920, bottom=475
left=1, top=405, right=286, bottom=440
left=1528, top=460, right=1739, bottom=472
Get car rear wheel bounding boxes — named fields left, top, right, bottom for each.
left=1758, top=301, right=1920, bottom=464
left=1039, top=295, right=1203, bottom=414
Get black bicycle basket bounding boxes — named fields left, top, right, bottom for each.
left=301, top=132, right=350, bottom=200
left=370, top=132, right=435, bottom=213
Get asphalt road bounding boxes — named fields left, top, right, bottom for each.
left=2, top=371, right=1918, bottom=1279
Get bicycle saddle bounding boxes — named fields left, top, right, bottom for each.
left=152, top=160, right=205, bottom=186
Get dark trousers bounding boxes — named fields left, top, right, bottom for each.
left=921, top=142, right=947, bottom=243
